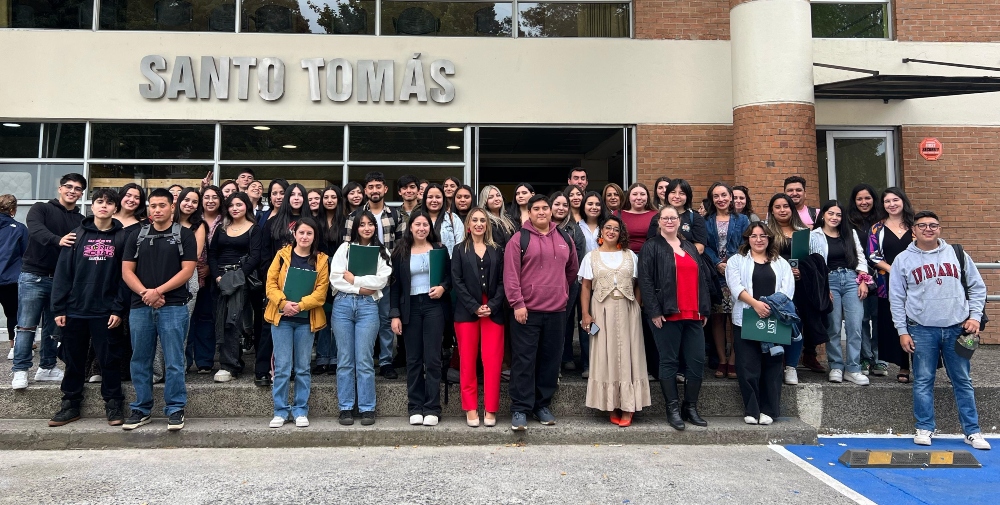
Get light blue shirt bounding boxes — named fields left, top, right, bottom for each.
left=409, top=252, right=430, bottom=295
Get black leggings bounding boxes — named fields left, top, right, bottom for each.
left=0, top=283, right=16, bottom=340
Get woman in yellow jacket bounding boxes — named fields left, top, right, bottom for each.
left=264, top=218, right=329, bottom=428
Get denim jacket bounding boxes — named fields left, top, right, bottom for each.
left=704, top=212, right=750, bottom=265
left=760, top=292, right=802, bottom=354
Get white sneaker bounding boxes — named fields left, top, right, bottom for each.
left=11, top=371, right=28, bottom=389
left=422, top=415, right=439, bottom=426
left=88, top=374, right=102, bottom=383
left=758, top=414, right=774, bottom=425
left=34, top=367, right=64, bottom=382
left=269, top=416, right=287, bottom=428
left=966, top=433, right=992, bottom=450
left=6, top=347, right=12, bottom=360
left=914, top=429, right=933, bottom=446
left=743, top=415, right=758, bottom=425
left=214, top=370, right=233, bottom=383
left=295, top=416, right=309, bottom=428
left=828, top=369, right=843, bottom=383
left=783, top=366, right=798, bottom=385
left=844, top=371, right=870, bottom=385
left=409, top=414, right=424, bottom=425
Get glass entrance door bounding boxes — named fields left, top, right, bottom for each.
left=818, top=129, right=897, bottom=204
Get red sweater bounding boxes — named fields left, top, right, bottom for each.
left=619, top=210, right=656, bottom=254
left=503, top=221, right=579, bottom=312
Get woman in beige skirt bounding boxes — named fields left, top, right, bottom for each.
left=580, top=215, right=650, bottom=426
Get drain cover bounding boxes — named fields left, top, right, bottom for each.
left=839, top=450, right=981, bottom=468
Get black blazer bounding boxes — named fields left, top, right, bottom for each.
left=637, top=235, right=712, bottom=320
left=451, top=242, right=506, bottom=325
left=388, top=243, right=452, bottom=325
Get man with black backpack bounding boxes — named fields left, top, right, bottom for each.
left=503, top=195, right=579, bottom=431
left=120, top=188, right=197, bottom=432
left=48, top=189, right=128, bottom=427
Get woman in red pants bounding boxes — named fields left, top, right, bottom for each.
left=451, top=207, right=506, bottom=427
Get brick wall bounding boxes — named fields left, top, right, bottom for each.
left=732, top=103, right=821, bottom=209
left=635, top=124, right=734, bottom=201
left=901, top=126, right=1000, bottom=343
left=895, top=1, right=1000, bottom=42
left=634, top=0, right=730, bottom=40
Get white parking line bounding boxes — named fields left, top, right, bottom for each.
left=768, top=444, right=876, bottom=505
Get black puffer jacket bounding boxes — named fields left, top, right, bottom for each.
left=638, top=235, right=713, bottom=320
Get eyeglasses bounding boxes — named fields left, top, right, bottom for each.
left=749, top=234, right=769, bottom=240
left=61, top=183, right=84, bottom=193
left=915, top=223, right=940, bottom=231
left=602, top=226, right=620, bottom=233
left=659, top=217, right=679, bottom=222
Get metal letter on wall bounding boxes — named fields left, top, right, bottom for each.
left=327, top=58, right=353, bottom=102
left=357, top=60, right=395, bottom=103
left=301, top=58, right=325, bottom=102
left=199, top=56, right=231, bottom=100
left=232, top=57, right=258, bottom=100
left=429, top=60, right=455, bottom=104
left=257, top=58, right=285, bottom=101
left=400, top=54, right=428, bottom=102
left=165, top=56, right=197, bottom=99
left=139, top=55, right=167, bottom=99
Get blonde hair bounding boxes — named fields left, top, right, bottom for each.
left=478, top=185, right=515, bottom=236
left=0, top=194, right=16, bottom=215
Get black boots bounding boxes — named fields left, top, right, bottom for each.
left=681, top=401, right=708, bottom=427
left=659, top=378, right=685, bottom=430
left=660, top=376, right=709, bottom=429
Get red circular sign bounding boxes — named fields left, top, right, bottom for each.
left=920, top=138, right=942, bottom=161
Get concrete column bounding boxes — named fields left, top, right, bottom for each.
left=730, top=0, right=820, bottom=207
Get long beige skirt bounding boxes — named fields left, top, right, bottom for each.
left=585, top=296, right=651, bottom=413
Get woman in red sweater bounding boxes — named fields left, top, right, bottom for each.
left=618, top=183, right=657, bottom=254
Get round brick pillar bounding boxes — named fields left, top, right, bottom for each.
left=730, top=0, right=819, bottom=207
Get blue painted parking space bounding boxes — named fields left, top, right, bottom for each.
left=784, top=437, right=998, bottom=505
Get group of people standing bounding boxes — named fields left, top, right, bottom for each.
left=0, top=167, right=989, bottom=449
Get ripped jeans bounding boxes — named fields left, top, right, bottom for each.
left=12, top=272, right=58, bottom=372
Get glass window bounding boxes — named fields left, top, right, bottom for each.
left=517, top=2, right=629, bottom=38
left=219, top=165, right=343, bottom=189
left=88, top=164, right=213, bottom=193
left=221, top=125, right=345, bottom=161
left=811, top=1, right=889, bottom=39
left=99, top=0, right=239, bottom=31
left=818, top=130, right=895, bottom=204
left=1, top=0, right=93, bottom=29
left=349, top=125, right=464, bottom=162
left=90, top=123, right=215, bottom=160
left=239, top=0, right=371, bottom=33
left=347, top=165, right=463, bottom=203
left=381, top=1, right=511, bottom=36
left=0, top=122, right=85, bottom=158
left=0, top=163, right=85, bottom=200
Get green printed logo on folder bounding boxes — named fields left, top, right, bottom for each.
left=741, top=307, right=792, bottom=344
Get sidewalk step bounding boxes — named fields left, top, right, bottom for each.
left=0, top=416, right=818, bottom=450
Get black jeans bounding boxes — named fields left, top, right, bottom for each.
left=509, top=310, right=565, bottom=415
left=651, top=319, right=705, bottom=402
left=60, top=317, right=124, bottom=405
left=252, top=293, right=273, bottom=378
left=186, top=284, right=216, bottom=369
left=733, top=325, right=783, bottom=419
left=403, top=294, right=445, bottom=416
left=0, top=283, right=16, bottom=340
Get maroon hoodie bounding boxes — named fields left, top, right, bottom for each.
left=503, top=220, right=579, bottom=313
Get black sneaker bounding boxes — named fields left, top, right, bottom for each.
left=339, top=410, right=355, bottom=426
left=122, top=410, right=151, bottom=431
left=511, top=412, right=528, bottom=431
left=167, top=410, right=185, bottom=431
left=105, top=399, right=125, bottom=426
left=197, top=367, right=213, bottom=375
left=312, top=364, right=328, bottom=375
left=360, top=411, right=376, bottom=426
left=380, top=365, right=398, bottom=380
left=254, top=375, right=272, bottom=387
left=48, top=401, right=81, bottom=427
left=532, top=407, right=556, bottom=426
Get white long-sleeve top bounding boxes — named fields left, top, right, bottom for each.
left=725, top=252, right=795, bottom=328
left=807, top=227, right=867, bottom=274
left=328, top=242, right=392, bottom=301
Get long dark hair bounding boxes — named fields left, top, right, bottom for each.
left=223, top=192, right=255, bottom=228
left=392, top=211, right=441, bottom=266
left=173, top=187, right=204, bottom=228
left=201, top=185, right=222, bottom=217
left=733, top=185, right=755, bottom=218
left=453, top=184, right=476, bottom=221
left=765, top=193, right=805, bottom=253
left=349, top=210, right=390, bottom=262
left=665, top=179, right=693, bottom=211
left=705, top=182, right=735, bottom=216
left=814, top=200, right=859, bottom=270
left=318, top=184, right=346, bottom=252
left=563, top=185, right=584, bottom=220
left=652, top=176, right=672, bottom=209
left=269, top=183, right=306, bottom=244
left=342, top=181, right=366, bottom=214
left=266, top=178, right=288, bottom=209
left=118, top=183, right=147, bottom=220
left=507, top=182, right=535, bottom=220
left=423, top=183, right=457, bottom=235
left=290, top=217, right=321, bottom=267
left=443, top=176, right=463, bottom=211
left=877, top=187, right=915, bottom=229
left=847, top=183, right=881, bottom=232
left=582, top=191, right=607, bottom=224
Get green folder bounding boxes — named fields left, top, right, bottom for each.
left=741, top=307, right=792, bottom=344
left=348, top=244, right=380, bottom=276
left=790, top=229, right=810, bottom=260
left=428, top=248, right=448, bottom=287
left=283, top=267, right=318, bottom=303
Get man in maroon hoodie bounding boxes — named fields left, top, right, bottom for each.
left=504, top=194, right=579, bottom=431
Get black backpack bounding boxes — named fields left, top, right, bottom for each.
left=518, top=226, right=573, bottom=262
left=953, top=244, right=989, bottom=330
left=133, top=222, right=184, bottom=259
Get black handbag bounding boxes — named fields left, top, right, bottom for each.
left=240, top=225, right=264, bottom=293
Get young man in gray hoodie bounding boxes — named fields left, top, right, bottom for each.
left=889, top=210, right=990, bottom=450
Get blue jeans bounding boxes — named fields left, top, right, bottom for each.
left=826, top=269, right=864, bottom=373
left=861, top=293, right=881, bottom=363
left=376, top=292, right=395, bottom=367
left=314, top=304, right=337, bottom=366
left=271, top=318, right=314, bottom=419
left=909, top=322, right=981, bottom=435
left=331, top=292, right=380, bottom=412
left=129, top=305, right=188, bottom=416
left=12, top=272, right=58, bottom=372
left=783, top=338, right=803, bottom=369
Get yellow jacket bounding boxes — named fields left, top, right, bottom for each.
left=264, top=245, right=330, bottom=332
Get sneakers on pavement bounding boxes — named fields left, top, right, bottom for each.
left=844, top=371, right=870, bottom=385
left=167, top=410, right=185, bottom=431
left=269, top=415, right=288, bottom=428
left=828, top=369, right=844, bottom=383
left=214, top=370, right=233, bottom=383
left=6, top=347, right=12, bottom=360
left=966, top=433, right=991, bottom=450
left=783, top=366, right=798, bottom=385
left=360, top=411, right=376, bottom=426
left=34, top=367, right=64, bottom=382
left=914, top=429, right=933, bottom=446
left=295, top=416, right=309, bottom=428
left=744, top=415, right=758, bottom=425
left=511, top=412, right=528, bottom=431
left=532, top=407, right=556, bottom=426
left=339, top=410, right=355, bottom=426
left=422, top=415, right=439, bottom=426
left=122, top=410, right=152, bottom=431
left=409, top=414, right=424, bottom=425
left=48, top=401, right=81, bottom=427
left=871, top=362, right=889, bottom=377
left=380, top=365, right=398, bottom=380
left=859, top=359, right=871, bottom=376
left=758, top=414, right=773, bottom=425
left=11, top=370, right=28, bottom=390
left=105, top=399, right=125, bottom=426
left=88, top=374, right=102, bottom=383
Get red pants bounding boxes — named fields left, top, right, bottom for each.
left=455, top=311, right=505, bottom=413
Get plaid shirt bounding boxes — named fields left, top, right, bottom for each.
left=343, top=202, right=404, bottom=251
